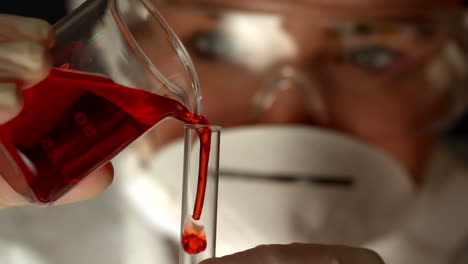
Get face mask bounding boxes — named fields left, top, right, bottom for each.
left=116, top=125, right=414, bottom=256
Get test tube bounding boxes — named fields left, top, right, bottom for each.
left=179, top=124, right=221, bottom=264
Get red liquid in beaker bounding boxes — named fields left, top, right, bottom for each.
left=0, top=69, right=211, bottom=223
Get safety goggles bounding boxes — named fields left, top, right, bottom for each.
left=147, top=0, right=468, bottom=135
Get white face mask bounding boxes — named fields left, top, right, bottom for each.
left=116, top=125, right=414, bottom=257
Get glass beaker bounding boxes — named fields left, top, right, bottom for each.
left=0, top=0, right=203, bottom=205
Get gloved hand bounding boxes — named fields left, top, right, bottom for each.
left=201, top=243, right=385, bottom=264
left=0, top=14, right=114, bottom=209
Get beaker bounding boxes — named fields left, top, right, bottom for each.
left=0, top=0, right=203, bottom=205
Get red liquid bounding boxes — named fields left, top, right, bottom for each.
left=0, top=69, right=211, bottom=224
left=182, top=219, right=207, bottom=254
left=182, top=233, right=207, bottom=254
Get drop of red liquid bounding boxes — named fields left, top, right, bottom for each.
left=182, top=233, right=207, bottom=254
left=182, top=218, right=207, bottom=254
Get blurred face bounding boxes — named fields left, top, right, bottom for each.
left=117, top=0, right=463, bottom=250
left=143, top=0, right=465, bottom=179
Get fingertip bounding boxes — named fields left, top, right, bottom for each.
left=333, top=245, right=385, bottom=264
left=198, top=244, right=385, bottom=264
left=20, top=17, right=55, bottom=48
left=350, top=248, right=385, bottom=264
left=200, top=245, right=273, bottom=264
left=199, top=256, right=235, bottom=264
left=0, top=41, right=53, bottom=89
left=0, top=171, right=28, bottom=209
left=94, top=163, right=115, bottom=187
left=35, top=19, right=56, bottom=48
left=16, top=41, right=53, bottom=87
left=199, top=258, right=215, bottom=264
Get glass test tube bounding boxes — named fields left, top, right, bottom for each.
left=179, top=124, right=221, bottom=264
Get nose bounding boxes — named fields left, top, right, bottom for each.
left=250, top=66, right=327, bottom=125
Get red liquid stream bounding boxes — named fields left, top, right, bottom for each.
left=0, top=69, right=211, bottom=253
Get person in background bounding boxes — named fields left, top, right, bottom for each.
left=138, top=0, right=468, bottom=263
left=1, top=0, right=468, bottom=263
left=0, top=13, right=384, bottom=264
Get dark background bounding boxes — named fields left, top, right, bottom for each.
left=1, top=0, right=67, bottom=24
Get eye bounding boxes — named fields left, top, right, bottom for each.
left=342, top=45, right=404, bottom=72
left=188, top=30, right=231, bottom=60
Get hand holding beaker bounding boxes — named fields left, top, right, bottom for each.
left=0, top=14, right=114, bottom=208
left=0, top=0, right=202, bottom=205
